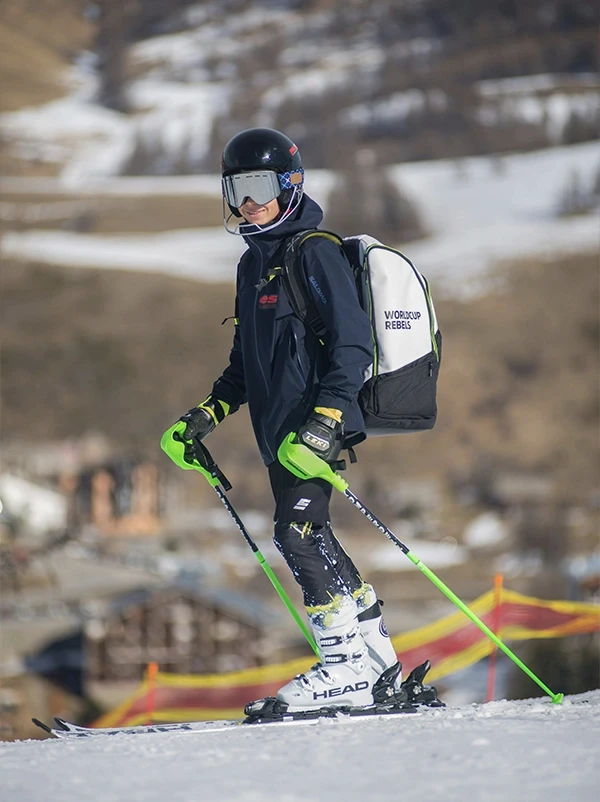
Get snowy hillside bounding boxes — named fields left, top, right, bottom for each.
left=1, top=2, right=597, bottom=295
left=1, top=1, right=598, bottom=179
left=2, top=691, right=599, bottom=802
left=2, top=140, right=598, bottom=295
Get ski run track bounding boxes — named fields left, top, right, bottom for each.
left=1, top=690, right=599, bottom=802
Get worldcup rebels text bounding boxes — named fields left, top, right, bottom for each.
left=383, top=310, right=422, bottom=330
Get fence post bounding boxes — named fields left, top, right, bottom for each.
left=486, top=574, right=504, bottom=702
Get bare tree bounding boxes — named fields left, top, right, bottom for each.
left=95, top=0, right=131, bottom=111
left=325, top=150, right=426, bottom=244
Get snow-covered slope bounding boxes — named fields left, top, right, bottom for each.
left=2, top=691, right=599, bottom=802
left=1, top=2, right=597, bottom=180
left=2, top=141, right=597, bottom=295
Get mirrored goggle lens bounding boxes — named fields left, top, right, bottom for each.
left=222, top=171, right=282, bottom=207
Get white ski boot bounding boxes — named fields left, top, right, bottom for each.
left=354, top=584, right=403, bottom=698
left=276, top=595, right=373, bottom=711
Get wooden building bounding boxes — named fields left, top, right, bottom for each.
left=1, top=548, right=276, bottom=737
left=85, top=582, right=269, bottom=683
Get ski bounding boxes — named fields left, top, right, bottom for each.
left=32, top=660, right=444, bottom=739
left=32, top=700, right=420, bottom=739
left=33, top=716, right=260, bottom=738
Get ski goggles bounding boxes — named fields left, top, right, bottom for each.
left=222, top=169, right=304, bottom=208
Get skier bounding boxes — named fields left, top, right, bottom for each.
left=161, top=127, right=403, bottom=712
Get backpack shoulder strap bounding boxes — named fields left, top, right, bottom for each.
left=281, top=229, right=343, bottom=340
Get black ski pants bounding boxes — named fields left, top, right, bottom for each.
left=268, top=460, right=364, bottom=608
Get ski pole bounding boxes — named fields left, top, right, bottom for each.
left=212, top=482, right=319, bottom=657
left=176, top=435, right=319, bottom=658
left=278, top=435, right=564, bottom=704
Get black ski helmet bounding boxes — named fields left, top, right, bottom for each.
left=221, top=127, right=303, bottom=217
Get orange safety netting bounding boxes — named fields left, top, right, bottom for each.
left=94, top=588, right=600, bottom=727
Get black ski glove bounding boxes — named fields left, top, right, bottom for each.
left=179, top=396, right=229, bottom=443
left=297, top=408, right=344, bottom=464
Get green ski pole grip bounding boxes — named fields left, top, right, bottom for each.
left=277, top=434, right=349, bottom=492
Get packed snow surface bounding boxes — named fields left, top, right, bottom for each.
left=1, top=691, right=599, bottom=802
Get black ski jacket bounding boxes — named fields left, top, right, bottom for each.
left=211, top=195, right=373, bottom=466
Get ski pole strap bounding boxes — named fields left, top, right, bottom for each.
left=193, top=439, right=232, bottom=491
left=173, top=431, right=233, bottom=491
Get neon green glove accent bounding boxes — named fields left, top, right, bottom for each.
left=199, top=397, right=230, bottom=425
left=277, top=433, right=348, bottom=492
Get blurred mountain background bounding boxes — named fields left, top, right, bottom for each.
left=0, top=0, right=598, bottom=738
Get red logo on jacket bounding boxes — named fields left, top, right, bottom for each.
left=259, top=294, right=278, bottom=309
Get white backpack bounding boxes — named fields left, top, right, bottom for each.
left=281, top=230, right=441, bottom=435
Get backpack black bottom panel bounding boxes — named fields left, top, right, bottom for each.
left=360, top=336, right=441, bottom=434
